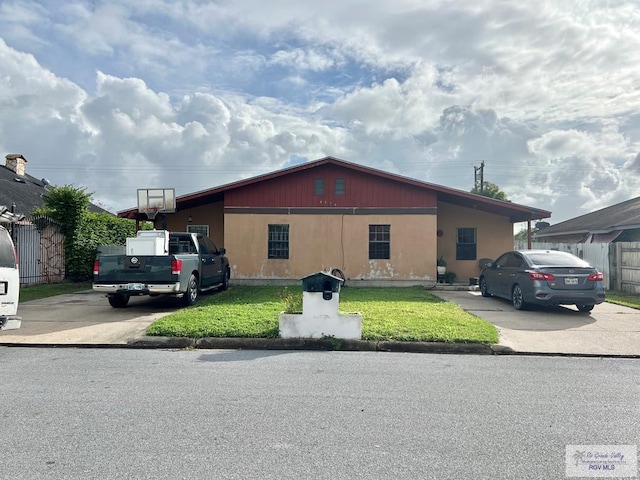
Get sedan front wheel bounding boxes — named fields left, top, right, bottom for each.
left=479, top=277, right=491, bottom=297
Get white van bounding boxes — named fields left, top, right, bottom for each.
left=0, top=225, right=21, bottom=330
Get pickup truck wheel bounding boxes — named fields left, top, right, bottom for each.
left=108, top=294, right=130, bottom=308
left=221, top=268, right=230, bottom=291
left=183, top=274, right=199, bottom=306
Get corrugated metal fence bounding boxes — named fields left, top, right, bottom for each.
left=12, top=214, right=65, bottom=285
left=514, top=240, right=640, bottom=292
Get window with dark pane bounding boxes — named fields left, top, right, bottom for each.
left=456, top=227, right=477, bottom=260
left=369, top=224, right=390, bottom=259
left=335, top=178, right=345, bottom=195
left=268, top=224, right=289, bottom=259
left=314, top=178, right=324, bottom=195
left=186, top=225, right=209, bottom=236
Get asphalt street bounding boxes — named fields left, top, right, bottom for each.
left=1, top=348, right=638, bottom=480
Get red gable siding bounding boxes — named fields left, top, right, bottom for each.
left=225, top=164, right=437, bottom=208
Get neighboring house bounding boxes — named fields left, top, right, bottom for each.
left=0, top=153, right=110, bottom=218
left=118, top=157, right=551, bottom=284
left=0, top=154, right=51, bottom=219
left=535, top=196, right=640, bottom=244
left=0, top=153, right=111, bottom=284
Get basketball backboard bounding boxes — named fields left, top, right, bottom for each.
left=137, top=189, right=176, bottom=219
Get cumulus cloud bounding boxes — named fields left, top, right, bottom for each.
left=0, top=0, right=639, bottom=222
left=270, top=48, right=341, bottom=72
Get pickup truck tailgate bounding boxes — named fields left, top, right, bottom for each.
left=94, top=255, right=177, bottom=284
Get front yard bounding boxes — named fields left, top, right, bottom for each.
left=145, top=285, right=499, bottom=344
left=21, top=283, right=639, bottom=345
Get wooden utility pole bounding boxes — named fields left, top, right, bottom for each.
left=474, top=161, right=485, bottom=194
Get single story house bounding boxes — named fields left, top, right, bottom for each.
left=535, top=196, right=640, bottom=244
left=118, top=157, right=551, bottom=284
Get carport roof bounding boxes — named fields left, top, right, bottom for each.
left=118, top=156, right=551, bottom=223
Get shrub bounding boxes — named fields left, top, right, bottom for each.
left=66, top=212, right=141, bottom=280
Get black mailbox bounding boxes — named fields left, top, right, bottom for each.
left=301, top=272, right=344, bottom=301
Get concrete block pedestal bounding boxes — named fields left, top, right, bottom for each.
left=279, top=271, right=362, bottom=339
left=278, top=311, right=362, bottom=340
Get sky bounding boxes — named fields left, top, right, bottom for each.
left=1, top=0, right=640, bottom=230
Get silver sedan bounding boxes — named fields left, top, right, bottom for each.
left=479, top=250, right=606, bottom=312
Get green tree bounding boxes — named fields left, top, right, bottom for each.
left=470, top=181, right=509, bottom=201
left=515, top=222, right=548, bottom=242
left=33, top=185, right=141, bottom=280
left=514, top=228, right=531, bottom=242
left=34, top=185, right=91, bottom=239
left=33, top=186, right=92, bottom=279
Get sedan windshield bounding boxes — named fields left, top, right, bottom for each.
left=526, top=252, right=590, bottom=267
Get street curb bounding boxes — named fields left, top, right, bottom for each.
left=2, top=339, right=639, bottom=357
left=127, top=335, right=501, bottom=354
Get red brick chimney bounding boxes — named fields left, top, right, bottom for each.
left=5, top=153, right=27, bottom=176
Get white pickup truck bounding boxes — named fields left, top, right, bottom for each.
left=0, top=225, right=21, bottom=330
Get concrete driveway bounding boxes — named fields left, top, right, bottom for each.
left=434, top=290, right=640, bottom=356
left=0, top=291, right=177, bottom=345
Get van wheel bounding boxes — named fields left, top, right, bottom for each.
left=108, top=294, right=130, bottom=308
left=512, top=284, right=528, bottom=310
left=576, top=304, right=594, bottom=313
left=183, top=274, right=199, bottom=306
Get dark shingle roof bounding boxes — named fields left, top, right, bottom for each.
left=536, top=196, right=640, bottom=237
left=0, top=164, right=51, bottom=216
left=0, top=164, right=112, bottom=217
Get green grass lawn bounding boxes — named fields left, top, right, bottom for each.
left=604, top=291, right=640, bottom=309
left=19, top=281, right=92, bottom=302
left=146, top=285, right=499, bottom=344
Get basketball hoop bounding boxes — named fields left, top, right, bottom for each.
left=143, top=207, right=159, bottom=220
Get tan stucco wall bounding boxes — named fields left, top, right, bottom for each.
left=157, top=200, right=516, bottom=283
left=437, top=202, right=514, bottom=280
left=225, top=213, right=438, bottom=281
